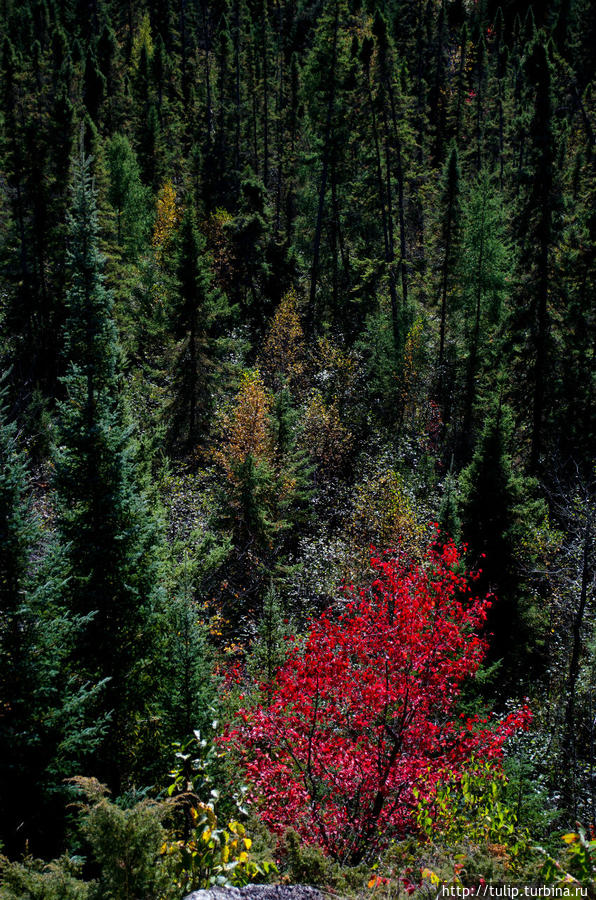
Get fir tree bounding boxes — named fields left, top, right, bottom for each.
left=0, top=376, right=41, bottom=853
left=165, top=553, right=215, bottom=743
left=248, top=584, right=292, bottom=692
left=459, top=401, right=545, bottom=683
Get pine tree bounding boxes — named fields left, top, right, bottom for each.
left=303, top=0, right=342, bottom=334
left=165, top=553, right=215, bottom=742
left=437, top=468, right=461, bottom=545
left=54, top=141, right=166, bottom=790
left=248, top=584, right=292, bottom=692
left=0, top=376, right=41, bottom=853
left=83, top=47, right=105, bottom=122
left=270, top=385, right=314, bottom=548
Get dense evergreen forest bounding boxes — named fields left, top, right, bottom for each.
left=0, top=0, right=595, bottom=895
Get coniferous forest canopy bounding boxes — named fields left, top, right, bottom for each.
left=0, top=0, right=595, bottom=895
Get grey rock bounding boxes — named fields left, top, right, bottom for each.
left=184, top=886, right=328, bottom=900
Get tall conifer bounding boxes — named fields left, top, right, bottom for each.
left=54, top=140, right=165, bottom=790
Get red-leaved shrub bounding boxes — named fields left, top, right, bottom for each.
left=224, top=541, right=530, bottom=863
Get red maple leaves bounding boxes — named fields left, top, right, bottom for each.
left=224, top=541, right=530, bottom=863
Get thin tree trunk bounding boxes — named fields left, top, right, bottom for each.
left=530, top=232, right=548, bottom=472
left=274, top=0, right=284, bottom=237
left=385, top=72, right=409, bottom=310
left=202, top=0, right=213, bottom=141
left=261, top=0, right=269, bottom=187
left=381, top=104, right=400, bottom=348
left=234, top=0, right=241, bottom=172
left=307, top=0, right=339, bottom=334
left=463, top=194, right=486, bottom=441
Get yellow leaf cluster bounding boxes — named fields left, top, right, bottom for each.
left=316, top=335, right=358, bottom=399
left=402, top=318, right=423, bottom=393
left=302, top=391, right=352, bottom=476
left=214, top=370, right=273, bottom=479
left=203, top=208, right=236, bottom=295
left=260, top=289, right=307, bottom=392
left=152, top=180, right=180, bottom=262
left=401, top=317, right=426, bottom=414
left=131, top=12, right=154, bottom=71
left=346, top=470, right=425, bottom=579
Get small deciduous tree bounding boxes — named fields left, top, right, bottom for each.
left=260, top=289, right=308, bottom=394
left=225, top=541, right=530, bottom=864
left=153, top=179, right=180, bottom=263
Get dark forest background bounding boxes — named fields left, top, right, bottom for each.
left=0, top=0, right=595, bottom=895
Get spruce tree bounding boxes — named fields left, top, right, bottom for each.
left=247, top=584, right=292, bottom=692
left=165, top=553, right=215, bottom=743
left=0, top=374, right=102, bottom=856
left=0, top=377, right=41, bottom=853
left=54, top=141, right=165, bottom=791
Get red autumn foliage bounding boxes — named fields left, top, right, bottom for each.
left=224, top=541, right=531, bottom=863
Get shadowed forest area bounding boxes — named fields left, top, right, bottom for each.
left=0, top=0, right=595, bottom=896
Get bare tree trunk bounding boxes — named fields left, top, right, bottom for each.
left=307, top=0, right=339, bottom=335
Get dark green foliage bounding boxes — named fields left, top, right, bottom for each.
left=459, top=402, right=547, bottom=683
left=270, top=386, right=314, bottom=542
left=0, top=378, right=43, bottom=853
left=223, top=172, right=282, bottom=337
left=511, top=33, right=557, bottom=472
left=0, top=778, right=176, bottom=900
left=53, top=143, right=166, bottom=790
left=248, top=584, right=292, bottom=687
left=0, top=374, right=104, bottom=856
left=437, top=470, right=461, bottom=545
left=106, top=134, right=151, bottom=256
left=164, top=553, right=216, bottom=742
left=458, top=170, right=510, bottom=452
left=436, top=143, right=462, bottom=416
left=83, top=49, right=105, bottom=122
left=0, top=855, right=92, bottom=900
left=74, top=778, right=174, bottom=900
left=169, top=207, right=232, bottom=448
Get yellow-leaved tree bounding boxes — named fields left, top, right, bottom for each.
left=302, top=391, right=352, bottom=480
left=345, top=470, right=426, bottom=582
left=260, top=290, right=308, bottom=393
left=212, top=371, right=313, bottom=618
left=153, top=180, right=180, bottom=263
left=215, top=370, right=273, bottom=480
left=131, top=12, right=154, bottom=72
